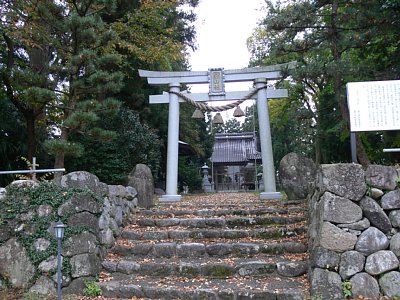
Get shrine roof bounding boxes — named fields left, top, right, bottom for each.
left=211, top=132, right=261, bottom=165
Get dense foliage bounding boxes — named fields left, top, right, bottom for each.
left=1, top=0, right=399, bottom=188
left=247, top=0, right=400, bottom=166
left=0, top=0, right=211, bottom=188
left=66, top=107, right=161, bottom=184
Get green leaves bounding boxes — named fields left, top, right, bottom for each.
left=64, top=111, right=100, bottom=129
left=247, top=0, right=400, bottom=164
left=44, top=139, right=84, bottom=158
left=66, top=107, right=161, bottom=184
left=1, top=0, right=200, bottom=180
left=83, top=279, right=102, bottom=297
left=342, top=280, right=352, bottom=298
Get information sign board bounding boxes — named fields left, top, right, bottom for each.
left=347, top=80, right=400, bottom=132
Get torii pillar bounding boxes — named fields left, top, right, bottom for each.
left=139, top=63, right=295, bottom=201
left=164, top=82, right=182, bottom=201
left=255, top=78, right=281, bottom=199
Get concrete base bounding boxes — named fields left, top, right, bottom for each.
left=159, top=194, right=182, bottom=202
left=259, top=192, right=283, bottom=200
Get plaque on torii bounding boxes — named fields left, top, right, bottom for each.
left=139, top=62, right=294, bottom=201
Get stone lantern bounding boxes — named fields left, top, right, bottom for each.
left=201, top=163, right=212, bottom=193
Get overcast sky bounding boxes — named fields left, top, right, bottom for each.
left=188, top=0, right=264, bottom=94
left=188, top=0, right=265, bottom=113
left=189, top=0, right=264, bottom=71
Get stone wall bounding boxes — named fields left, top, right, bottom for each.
left=309, top=164, right=400, bottom=299
left=0, top=171, right=138, bottom=295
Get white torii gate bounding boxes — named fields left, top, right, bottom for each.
left=139, top=63, right=294, bottom=201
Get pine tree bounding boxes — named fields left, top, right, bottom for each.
left=248, top=0, right=400, bottom=165
left=1, top=0, right=123, bottom=173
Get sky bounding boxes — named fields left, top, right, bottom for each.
left=188, top=0, right=265, bottom=95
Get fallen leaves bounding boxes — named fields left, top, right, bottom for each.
left=99, top=271, right=113, bottom=282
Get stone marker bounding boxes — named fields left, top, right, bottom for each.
left=128, top=164, right=155, bottom=209
left=279, top=152, right=316, bottom=200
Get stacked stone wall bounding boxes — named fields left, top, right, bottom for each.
left=0, top=171, right=138, bottom=295
left=309, top=164, right=400, bottom=299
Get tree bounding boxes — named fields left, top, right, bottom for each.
left=241, top=105, right=258, bottom=133
left=269, top=97, right=316, bottom=168
left=0, top=90, right=27, bottom=186
left=43, top=1, right=124, bottom=174
left=0, top=0, right=209, bottom=190
left=0, top=0, right=200, bottom=181
left=80, top=0, right=201, bottom=183
left=66, top=107, right=160, bottom=184
left=240, top=92, right=315, bottom=170
left=0, top=0, right=124, bottom=176
left=1, top=0, right=58, bottom=162
left=214, top=117, right=243, bottom=134
left=248, top=0, right=400, bottom=165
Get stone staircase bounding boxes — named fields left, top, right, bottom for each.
left=99, top=193, right=309, bottom=299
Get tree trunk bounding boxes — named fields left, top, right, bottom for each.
left=25, top=112, right=37, bottom=163
left=330, top=0, right=370, bottom=166
left=53, top=130, right=68, bottom=180
left=315, top=129, right=322, bottom=165
left=356, top=134, right=371, bottom=166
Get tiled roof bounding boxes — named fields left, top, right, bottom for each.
left=211, top=132, right=262, bottom=165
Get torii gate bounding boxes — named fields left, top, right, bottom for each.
left=139, top=63, right=294, bottom=201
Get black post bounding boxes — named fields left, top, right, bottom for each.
left=57, top=238, right=62, bottom=300
left=350, top=132, right=358, bottom=163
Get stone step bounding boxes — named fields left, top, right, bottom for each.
left=135, top=215, right=306, bottom=228
left=121, top=226, right=306, bottom=241
left=102, top=256, right=308, bottom=279
left=111, top=241, right=307, bottom=258
left=100, top=193, right=309, bottom=299
left=100, top=275, right=308, bottom=299
left=158, top=198, right=305, bottom=208
left=139, top=206, right=305, bottom=217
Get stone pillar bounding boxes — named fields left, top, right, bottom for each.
left=255, top=78, right=282, bottom=200
left=160, top=83, right=182, bottom=202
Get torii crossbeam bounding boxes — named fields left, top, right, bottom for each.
left=139, top=63, right=294, bottom=201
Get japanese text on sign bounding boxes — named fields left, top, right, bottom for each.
left=209, top=68, right=225, bottom=96
left=347, top=80, right=400, bottom=132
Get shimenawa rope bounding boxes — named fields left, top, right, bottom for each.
left=169, top=86, right=264, bottom=112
